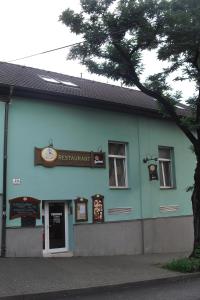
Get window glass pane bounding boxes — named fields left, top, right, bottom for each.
left=163, top=161, right=171, bottom=186
left=159, top=162, right=164, bottom=186
left=109, top=143, right=125, bottom=155
left=116, top=158, right=126, bottom=186
left=109, top=158, right=116, bottom=186
left=159, top=148, right=171, bottom=159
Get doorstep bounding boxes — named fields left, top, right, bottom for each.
left=43, top=251, right=73, bottom=258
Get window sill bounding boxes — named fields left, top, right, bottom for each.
left=160, top=186, right=176, bottom=190
left=109, top=186, right=130, bottom=190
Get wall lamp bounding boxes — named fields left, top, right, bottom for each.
left=143, top=156, right=158, bottom=164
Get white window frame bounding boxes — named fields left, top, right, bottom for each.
left=43, top=201, right=69, bottom=256
left=158, top=147, right=174, bottom=189
left=108, top=142, right=128, bottom=188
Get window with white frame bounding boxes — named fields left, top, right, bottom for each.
left=158, top=147, right=174, bottom=188
left=108, top=142, right=128, bottom=188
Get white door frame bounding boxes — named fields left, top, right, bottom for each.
left=43, top=201, right=69, bottom=255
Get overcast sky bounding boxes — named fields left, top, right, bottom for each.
left=0, top=1, right=82, bottom=74
left=0, top=0, right=195, bottom=100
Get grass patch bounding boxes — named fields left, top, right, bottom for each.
left=164, top=257, right=200, bottom=273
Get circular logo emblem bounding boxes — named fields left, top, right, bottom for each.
left=41, top=147, right=57, bottom=162
left=149, top=164, right=156, bottom=171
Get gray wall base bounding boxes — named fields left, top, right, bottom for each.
left=6, top=227, right=43, bottom=257
left=74, top=221, right=142, bottom=256
left=143, top=216, right=194, bottom=254
left=74, top=216, right=194, bottom=256
left=4, top=216, right=194, bottom=257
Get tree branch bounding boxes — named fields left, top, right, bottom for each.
left=112, top=41, right=198, bottom=147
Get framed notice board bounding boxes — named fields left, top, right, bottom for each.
left=75, top=198, right=88, bottom=222
left=9, top=197, right=40, bottom=227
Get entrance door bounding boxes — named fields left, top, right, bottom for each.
left=44, top=202, right=69, bottom=254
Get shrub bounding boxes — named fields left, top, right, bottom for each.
left=164, top=257, right=200, bottom=273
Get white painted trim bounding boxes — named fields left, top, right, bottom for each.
left=109, top=186, right=129, bottom=189
left=109, top=155, right=126, bottom=158
left=160, top=161, right=166, bottom=187
left=65, top=203, right=69, bottom=250
left=124, top=144, right=128, bottom=187
left=44, top=201, right=49, bottom=253
left=158, top=147, right=174, bottom=188
left=43, top=201, right=69, bottom=255
left=158, top=158, right=171, bottom=162
left=160, top=186, right=173, bottom=189
left=159, top=160, right=173, bottom=188
left=114, top=158, right=118, bottom=186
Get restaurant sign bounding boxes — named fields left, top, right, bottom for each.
left=35, top=147, right=105, bottom=168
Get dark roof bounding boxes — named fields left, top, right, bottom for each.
left=0, top=61, right=188, bottom=117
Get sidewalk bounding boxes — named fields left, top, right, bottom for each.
left=0, top=252, right=199, bottom=299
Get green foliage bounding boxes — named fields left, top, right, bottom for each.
left=186, top=185, right=194, bottom=192
left=60, top=0, right=200, bottom=145
left=164, top=257, right=200, bottom=273
left=60, top=0, right=200, bottom=86
left=145, top=73, right=171, bottom=94
left=60, top=9, right=84, bottom=34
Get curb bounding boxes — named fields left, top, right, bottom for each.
left=1, top=273, right=200, bottom=300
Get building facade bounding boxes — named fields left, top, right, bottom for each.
left=0, top=62, right=195, bottom=257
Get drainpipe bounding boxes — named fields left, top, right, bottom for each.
left=1, top=86, right=13, bottom=257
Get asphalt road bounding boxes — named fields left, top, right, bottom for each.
left=54, top=277, right=200, bottom=300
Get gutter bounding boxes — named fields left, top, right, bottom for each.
left=0, top=83, right=189, bottom=119
left=1, top=86, right=13, bottom=257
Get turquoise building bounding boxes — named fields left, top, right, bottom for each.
left=0, top=62, right=195, bottom=257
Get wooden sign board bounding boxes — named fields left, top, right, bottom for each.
left=9, top=197, right=40, bottom=220
left=35, top=147, right=106, bottom=168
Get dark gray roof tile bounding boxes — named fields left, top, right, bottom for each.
left=0, top=62, right=189, bottom=116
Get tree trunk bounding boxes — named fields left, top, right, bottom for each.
left=190, top=160, right=200, bottom=258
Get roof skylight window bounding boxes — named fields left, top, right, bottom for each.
left=60, top=80, right=78, bottom=87
left=39, top=75, right=79, bottom=88
left=39, top=75, right=59, bottom=83
left=176, top=105, right=185, bottom=110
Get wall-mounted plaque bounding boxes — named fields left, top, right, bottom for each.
left=148, top=164, right=158, bottom=181
left=9, top=197, right=41, bottom=220
left=92, top=194, right=104, bottom=223
left=75, top=198, right=88, bottom=222
left=35, top=147, right=106, bottom=168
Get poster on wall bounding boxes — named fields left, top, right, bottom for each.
left=75, top=198, right=88, bottom=222
left=92, top=194, right=104, bottom=223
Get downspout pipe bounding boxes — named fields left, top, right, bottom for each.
left=1, top=86, right=13, bottom=257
